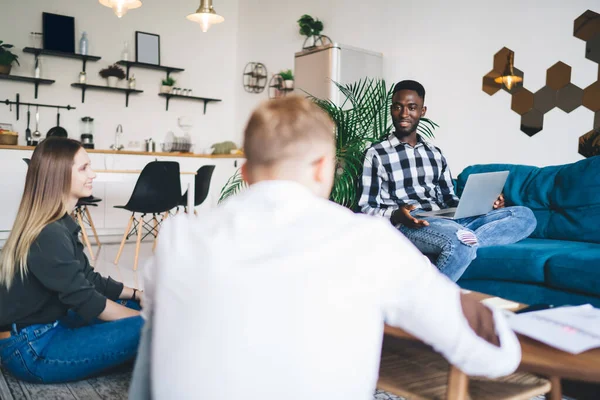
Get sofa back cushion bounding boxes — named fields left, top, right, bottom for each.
left=456, top=156, right=600, bottom=244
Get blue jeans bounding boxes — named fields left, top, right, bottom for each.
left=0, top=300, right=143, bottom=383
left=398, top=206, right=537, bottom=281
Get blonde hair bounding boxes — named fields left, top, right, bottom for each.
left=0, top=138, right=82, bottom=289
left=243, top=96, right=335, bottom=167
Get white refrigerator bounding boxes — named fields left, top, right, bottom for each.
left=294, top=43, right=383, bottom=106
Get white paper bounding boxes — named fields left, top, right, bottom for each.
left=508, top=304, right=600, bottom=354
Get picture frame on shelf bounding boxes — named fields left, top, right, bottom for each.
left=42, top=12, right=75, bottom=53
left=135, top=31, right=160, bottom=65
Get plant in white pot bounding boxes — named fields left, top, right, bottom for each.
left=279, top=69, right=294, bottom=89
left=0, top=41, right=20, bottom=75
left=161, top=76, right=176, bottom=93
left=99, top=64, right=126, bottom=87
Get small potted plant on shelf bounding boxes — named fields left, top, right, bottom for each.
left=279, top=69, right=294, bottom=89
left=0, top=41, right=20, bottom=75
left=161, top=76, right=176, bottom=93
left=99, top=64, right=126, bottom=87
left=297, top=14, right=330, bottom=49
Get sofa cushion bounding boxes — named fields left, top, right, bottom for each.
left=456, top=156, right=600, bottom=244
left=546, top=248, right=600, bottom=298
left=460, top=238, right=600, bottom=284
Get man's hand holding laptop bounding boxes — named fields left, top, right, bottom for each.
left=493, top=193, right=505, bottom=209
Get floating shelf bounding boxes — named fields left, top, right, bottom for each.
left=269, top=85, right=294, bottom=91
left=158, top=93, right=221, bottom=113
left=23, top=47, right=101, bottom=72
left=0, top=74, right=55, bottom=98
left=71, top=83, right=143, bottom=107
left=243, top=72, right=268, bottom=79
left=116, top=60, right=184, bottom=80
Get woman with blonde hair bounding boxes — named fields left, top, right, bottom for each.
left=0, top=138, right=143, bottom=383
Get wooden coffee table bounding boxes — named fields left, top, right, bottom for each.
left=383, top=291, right=600, bottom=400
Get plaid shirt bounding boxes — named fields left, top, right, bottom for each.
left=359, top=133, right=459, bottom=218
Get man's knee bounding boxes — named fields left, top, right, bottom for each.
left=510, top=206, right=537, bottom=234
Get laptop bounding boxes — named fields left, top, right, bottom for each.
left=416, top=171, right=509, bottom=220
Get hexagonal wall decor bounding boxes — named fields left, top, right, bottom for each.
left=579, top=129, right=600, bottom=158
left=583, top=81, right=600, bottom=111
left=521, top=109, right=544, bottom=137
left=546, top=62, right=571, bottom=90
left=533, top=86, right=557, bottom=114
left=557, top=83, right=583, bottom=113
left=483, top=9, right=600, bottom=156
left=574, top=10, right=600, bottom=41
left=511, top=88, right=534, bottom=115
left=482, top=70, right=502, bottom=95
left=586, top=34, right=600, bottom=63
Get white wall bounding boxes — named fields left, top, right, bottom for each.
left=234, top=0, right=599, bottom=172
left=0, top=0, right=239, bottom=151
left=2, top=1, right=598, bottom=173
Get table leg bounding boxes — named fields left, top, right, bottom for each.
left=446, top=366, right=468, bottom=400
left=546, top=376, right=562, bottom=400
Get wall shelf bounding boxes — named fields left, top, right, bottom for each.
left=116, top=60, right=184, bottom=80
left=158, top=93, right=221, bottom=113
left=23, top=47, right=101, bottom=72
left=0, top=74, right=55, bottom=99
left=71, top=83, right=143, bottom=107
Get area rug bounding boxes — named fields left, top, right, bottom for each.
left=0, top=366, right=567, bottom=400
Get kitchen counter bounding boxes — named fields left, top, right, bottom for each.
left=0, top=145, right=245, bottom=159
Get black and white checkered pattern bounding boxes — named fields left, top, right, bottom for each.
left=359, top=133, right=459, bottom=217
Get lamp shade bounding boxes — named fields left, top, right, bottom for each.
left=99, top=0, right=142, bottom=18
left=186, top=0, right=224, bottom=32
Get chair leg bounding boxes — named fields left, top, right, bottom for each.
left=114, top=215, right=134, bottom=265
left=152, top=215, right=159, bottom=252
left=77, top=210, right=94, bottom=261
left=133, top=214, right=144, bottom=271
left=84, top=206, right=101, bottom=248
left=446, top=366, right=468, bottom=400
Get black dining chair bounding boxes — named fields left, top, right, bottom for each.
left=113, top=161, right=182, bottom=270
left=23, top=158, right=102, bottom=259
left=177, top=165, right=215, bottom=214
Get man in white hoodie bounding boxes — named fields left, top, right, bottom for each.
left=131, top=96, right=521, bottom=400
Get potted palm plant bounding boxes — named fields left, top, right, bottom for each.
left=219, top=78, right=439, bottom=209
left=161, top=76, right=176, bottom=93
left=0, top=41, right=20, bottom=75
left=99, top=64, right=126, bottom=87
left=279, top=69, right=294, bottom=89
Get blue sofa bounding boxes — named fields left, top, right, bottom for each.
left=455, top=156, right=600, bottom=308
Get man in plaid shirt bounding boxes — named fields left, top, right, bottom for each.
left=359, top=80, right=536, bottom=281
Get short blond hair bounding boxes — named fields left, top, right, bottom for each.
left=243, top=96, right=335, bottom=167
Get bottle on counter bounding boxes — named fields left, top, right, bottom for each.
left=79, top=32, right=89, bottom=55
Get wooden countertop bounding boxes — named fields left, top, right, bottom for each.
left=0, top=145, right=245, bottom=159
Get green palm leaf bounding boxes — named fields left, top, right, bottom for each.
left=218, top=168, right=247, bottom=204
